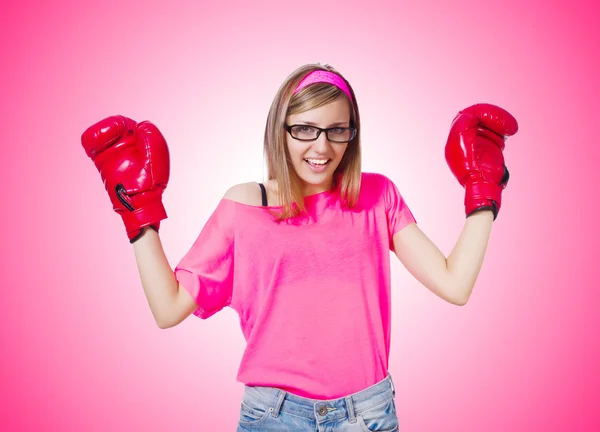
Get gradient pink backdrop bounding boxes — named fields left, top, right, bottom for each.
left=1, top=0, right=598, bottom=430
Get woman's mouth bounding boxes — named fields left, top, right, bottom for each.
left=304, top=158, right=331, bottom=172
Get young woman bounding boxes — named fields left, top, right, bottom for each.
left=82, top=63, right=518, bottom=431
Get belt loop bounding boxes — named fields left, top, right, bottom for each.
left=345, top=396, right=357, bottom=424
left=388, top=372, right=396, bottom=398
left=272, top=390, right=286, bottom=418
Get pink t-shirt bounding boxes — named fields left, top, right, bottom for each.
left=174, top=172, right=416, bottom=399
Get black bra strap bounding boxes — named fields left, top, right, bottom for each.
left=258, top=183, right=268, bottom=206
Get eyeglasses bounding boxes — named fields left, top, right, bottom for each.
left=284, top=124, right=357, bottom=143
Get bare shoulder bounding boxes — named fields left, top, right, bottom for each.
left=223, top=182, right=264, bottom=206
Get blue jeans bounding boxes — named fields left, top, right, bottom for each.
left=236, top=374, right=399, bottom=431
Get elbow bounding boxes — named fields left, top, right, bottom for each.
left=444, top=276, right=473, bottom=306
left=152, top=284, right=197, bottom=329
left=152, top=291, right=183, bottom=329
left=452, top=296, right=469, bottom=306
left=451, top=285, right=472, bottom=306
left=156, top=320, right=172, bottom=329
left=155, top=308, right=188, bottom=329
left=154, top=312, right=176, bottom=329
left=442, top=293, right=468, bottom=306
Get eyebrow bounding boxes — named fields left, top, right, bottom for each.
left=297, top=121, right=350, bottom=127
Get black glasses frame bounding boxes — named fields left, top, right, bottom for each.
left=284, top=124, right=358, bottom=143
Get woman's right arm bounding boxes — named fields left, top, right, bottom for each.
left=132, top=183, right=253, bottom=328
left=133, top=228, right=199, bottom=329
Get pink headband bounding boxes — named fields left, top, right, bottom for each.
left=293, top=70, right=353, bottom=102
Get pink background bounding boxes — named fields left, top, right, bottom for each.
left=1, top=0, right=598, bottom=430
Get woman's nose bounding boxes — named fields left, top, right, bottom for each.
left=311, top=132, right=331, bottom=153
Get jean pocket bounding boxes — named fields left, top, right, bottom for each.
left=356, top=397, right=399, bottom=432
left=238, top=398, right=273, bottom=426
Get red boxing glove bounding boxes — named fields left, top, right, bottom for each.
left=81, top=115, right=170, bottom=242
left=445, top=103, right=518, bottom=220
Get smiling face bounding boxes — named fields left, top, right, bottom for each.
left=263, top=64, right=362, bottom=219
left=285, top=97, right=351, bottom=196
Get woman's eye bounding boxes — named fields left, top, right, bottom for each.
left=330, top=128, right=344, bottom=134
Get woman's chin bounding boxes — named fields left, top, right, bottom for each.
left=297, top=173, right=334, bottom=193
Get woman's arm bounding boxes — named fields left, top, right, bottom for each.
left=394, top=103, right=516, bottom=305
left=392, top=210, right=494, bottom=305
left=133, top=228, right=198, bottom=328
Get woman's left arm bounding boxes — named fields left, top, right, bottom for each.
left=392, top=210, right=494, bottom=306
left=393, top=103, right=518, bottom=305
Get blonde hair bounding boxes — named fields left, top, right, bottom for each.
left=264, top=64, right=362, bottom=220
